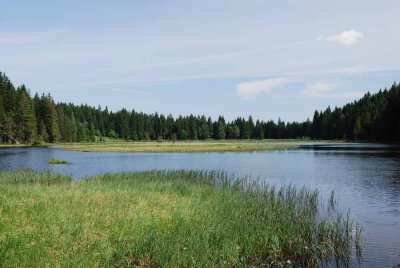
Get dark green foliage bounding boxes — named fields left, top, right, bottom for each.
left=34, top=93, right=60, bottom=142
left=216, top=116, right=226, bottom=139
left=0, top=71, right=399, bottom=144
left=15, top=86, right=37, bottom=143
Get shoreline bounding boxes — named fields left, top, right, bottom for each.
left=50, top=140, right=301, bottom=153
left=1, top=140, right=348, bottom=153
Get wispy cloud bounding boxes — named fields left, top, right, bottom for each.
left=136, top=38, right=317, bottom=71
left=0, top=36, right=40, bottom=44
left=301, top=82, right=364, bottom=98
left=110, top=88, right=155, bottom=96
left=0, top=28, right=68, bottom=44
left=83, top=66, right=400, bottom=92
left=236, top=77, right=288, bottom=99
left=237, top=79, right=364, bottom=101
left=324, top=30, right=365, bottom=46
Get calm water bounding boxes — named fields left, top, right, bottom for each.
left=1, top=143, right=399, bottom=267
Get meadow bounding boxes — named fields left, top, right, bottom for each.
left=0, top=170, right=361, bottom=267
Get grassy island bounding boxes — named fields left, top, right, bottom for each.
left=0, top=170, right=361, bottom=267
left=48, top=158, right=69, bottom=164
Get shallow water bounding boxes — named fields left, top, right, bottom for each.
left=1, top=143, right=399, bottom=267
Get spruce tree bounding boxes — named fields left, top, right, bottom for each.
left=42, top=94, right=60, bottom=142
left=15, top=86, right=37, bottom=143
left=217, top=116, right=226, bottom=139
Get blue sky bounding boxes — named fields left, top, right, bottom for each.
left=1, top=0, right=399, bottom=122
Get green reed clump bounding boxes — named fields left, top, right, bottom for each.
left=48, top=158, right=68, bottom=164
left=0, top=170, right=361, bottom=267
left=0, top=170, right=71, bottom=185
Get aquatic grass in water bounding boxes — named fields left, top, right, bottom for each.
left=0, top=170, right=362, bottom=267
left=48, top=158, right=68, bottom=164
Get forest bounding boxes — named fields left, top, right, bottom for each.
left=0, top=71, right=399, bottom=144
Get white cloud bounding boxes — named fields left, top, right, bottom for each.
left=325, top=30, right=364, bottom=46
left=236, top=77, right=288, bottom=99
left=301, top=82, right=363, bottom=99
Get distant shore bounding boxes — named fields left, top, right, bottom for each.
left=0, top=139, right=348, bottom=153
left=50, top=140, right=302, bottom=153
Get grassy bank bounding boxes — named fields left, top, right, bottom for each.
left=0, top=170, right=360, bottom=267
left=0, top=144, right=31, bottom=148
left=51, top=140, right=301, bottom=153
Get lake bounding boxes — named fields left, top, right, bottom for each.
left=1, top=142, right=399, bottom=267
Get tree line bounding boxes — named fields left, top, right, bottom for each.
left=0, top=71, right=399, bottom=144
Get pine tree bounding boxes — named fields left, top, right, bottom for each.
left=217, top=116, right=226, bottom=139
left=232, top=125, right=240, bottom=139
left=77, top=122, right=89, bottom=142
left=200, top=116, right=210, bottom=139
left=189, top=115, right=198, bottom=140
left=159, top=114, right=166, bottom=140
left=207, top=117, right=213, bottom=139
left=37, top=120, right=48, bottom=142
left=129, top=112, right=139, bottom=141
left=89, top=122, right=96, bottom=142
left=15, top=86, right=37, bottom=143
left=247, top=116, right=254, bottom=139
left=42, top=94, right=60, bottom=142
left=254, top=120, right=264, bottom=139
left=353, top=117, right=362, bottom=140
left=166, top=115, right=174, bottom=140
left=4, top=117, right=15, bottom=144
left=115, top=108, right=130, bottom=140
left=311, top=111, right=321, bottom=139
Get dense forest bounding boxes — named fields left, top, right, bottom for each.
left=0, top=71, right=399, bottom=144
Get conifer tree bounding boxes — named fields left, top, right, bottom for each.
left=15, top=86, right=37, bottom=143
left=0, top=69, right=399, bottom=143
left=217, top=116, right=226, bottom=139
left=42, top=94, right=60, bottom=142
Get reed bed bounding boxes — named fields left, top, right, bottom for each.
left=0, top=170, right=361, bottom=267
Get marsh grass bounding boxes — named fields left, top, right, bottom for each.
left=48, top=158, right=69, bottom=164
left=51, top=140, right=299, bottom=153
left=0, top=170, right=361, bottom=267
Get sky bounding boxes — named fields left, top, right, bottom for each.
left=1, top=0, right=399, bottom=122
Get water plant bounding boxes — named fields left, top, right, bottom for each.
left=48, top=158, right=68, bottom=164
left=0, top=170, right=362, bottom=267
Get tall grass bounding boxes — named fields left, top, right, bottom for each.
left=0, top=170, right=361, bottom=267
left=0, top=170, right=71, bottom=184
